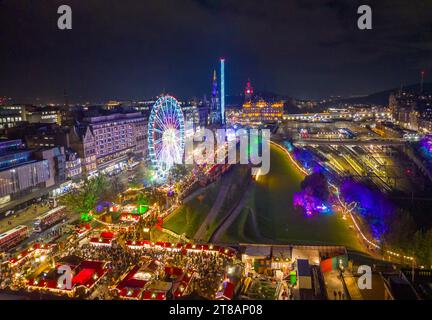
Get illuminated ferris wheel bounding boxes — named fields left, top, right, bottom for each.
left=148, top=95, right=185, bottom=178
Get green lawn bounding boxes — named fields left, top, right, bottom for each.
left=162, top=144, right=364, bottom=251
left=150, top=228, right=182, bottom=243
left=162, top=176, right=221, bottom=238
left=162, top=197, right=213, bottom=239
left=222, top=144, right=364, bottom=251
left=162, top=165, right=251, bottom=241
left=219, top=207, right=255, bottom=243
left=202, top=166, right=250, bottom=241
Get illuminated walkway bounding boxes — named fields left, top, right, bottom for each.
left=193, top=173, right=234, bottom=241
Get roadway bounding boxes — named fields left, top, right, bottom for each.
left=0, top=164, right=142, bottom=247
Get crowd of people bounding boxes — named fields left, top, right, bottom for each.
left=66, top=239, right=239, bottom=299
left=0, top=262, right=12, bottom=289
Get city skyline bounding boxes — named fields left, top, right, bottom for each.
left=1, top=0, right=431, bottom=103
left=1, top=0, right=432, bottom=304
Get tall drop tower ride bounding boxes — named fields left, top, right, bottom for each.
left=220, top=58, right=225, bottom=125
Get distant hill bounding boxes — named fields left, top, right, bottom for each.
left=334, top=82, right=432, bottom=106
left=227, top=83, right=432, bottom=111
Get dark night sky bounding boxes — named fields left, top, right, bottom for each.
left=1, top=0, right=431, bottom=103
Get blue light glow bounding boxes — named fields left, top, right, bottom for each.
left=220, top=58, right=225, bottom=124
left=340, top=178, right=393, bottom=239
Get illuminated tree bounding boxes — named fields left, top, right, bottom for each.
left=384, top=209, right=416, bottom=253
left=300, top=172, right=329, bottom=202
left=340, top=178, right=394, bottom=239
left=294, top=172, right=330, bottom=215
left=60, top=175, right=109, bottom=215
left=413, top=229, right=432, bottom=266
left=170, top=164, right=188, bottom=181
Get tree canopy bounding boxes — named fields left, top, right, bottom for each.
left=60, top=175, right=110, bottom=214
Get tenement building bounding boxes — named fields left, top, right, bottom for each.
left=70, top=112, right=147, bottom=174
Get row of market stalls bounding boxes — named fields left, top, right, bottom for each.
left=24, top=227, right=239, bottom=299
left=125, top=240, right=237, bottom=256
left=6, top=243, right=53, bottom=268
left=116, top=240, right=239, bottom=300
left=89, top=231, right=116, bottom=247
left=10, top=232, right=349, bottom=300
left=238, top=244, right=348, bottom=300
left=87, top=229, right=238, bottom=259
left=111, top=203, right=152, bottom=223
left=26, top=255, right=108, bottom=298
left=240, top=244, right=347, bottom=273
left=113, top=258, right=194, bottom=300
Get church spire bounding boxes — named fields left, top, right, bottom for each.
left=212, top=70, right=218, bottom=97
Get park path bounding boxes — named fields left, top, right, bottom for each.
left=210, top=186, right=251, bottom=243
left=210, top=185, right=274, bottom=243
left=182, top=182, right=213, bottom=205
left=248, top=206, right=274, bottom=243
left=193, top=174, right=233, bottom=242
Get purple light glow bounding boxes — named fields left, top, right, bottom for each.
left=294, top=191, right=330, bottom=217
left=340, top=179, right=394, bottom=239
left=294, top=172, right=331, bottom=217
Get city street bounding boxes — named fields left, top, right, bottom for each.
left=0, top=165, right=141, bottom=235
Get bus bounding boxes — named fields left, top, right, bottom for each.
left=33, top=206, right=67, bottom=233
left=0, top=225, right=29, bottom=252
left=127, top=161, right=140, bottom=171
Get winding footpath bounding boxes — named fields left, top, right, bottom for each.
left=209, top=187, right=250, bottom=243
left=193, top=174, right=234, bottom=241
